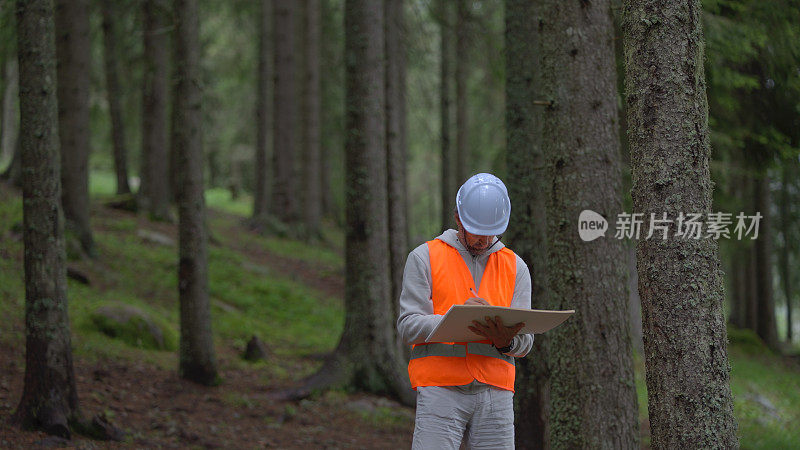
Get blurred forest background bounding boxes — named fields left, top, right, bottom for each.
left=0, top=0, right=799, bottom=448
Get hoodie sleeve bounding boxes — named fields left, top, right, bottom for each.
left=396, top=244, right=444, bottom=346
left=505, top=254, right=534, bottom=357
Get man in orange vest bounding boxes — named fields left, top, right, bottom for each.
left=397, top=173, right=533, bottom=449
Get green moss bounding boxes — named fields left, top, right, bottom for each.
left=86, top=303, right=178, bottom=351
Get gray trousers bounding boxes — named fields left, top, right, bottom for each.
left=412, top=385, right=515, bottom=450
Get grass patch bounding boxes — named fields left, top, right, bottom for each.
left=2, top=179, right=344, bottom=376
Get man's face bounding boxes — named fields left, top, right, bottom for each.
left=455, top=214, right=495, bottom=256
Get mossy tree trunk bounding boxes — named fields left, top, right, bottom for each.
left=385, top=0, right=408, bottom=356
left=272, top=0, right=299, bottom=224
left=623, top=0, right=739, bottom=446
left=302, top=0, right=322, bottom=235
left=289, top=0, right=413, bottom=406
left=55, top=0, right=93, bottom=255
left=539, top=0, right=640, bottom=447
left=504, top=1, right=550, bottom=448
left=454, top=0, right=468, bottom=184
left=101, top=0, right=131, bottom=196
left=13, top=0, right=80, bottom=437
left=173, top=0, right=217, bottom=386
left=438, top=0, right=453, bottom=232
left=253, top=0, right=272, bottom=221
left=139, top=0, right=172, bottom=221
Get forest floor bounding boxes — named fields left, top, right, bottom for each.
left=0, top=183, right=414, bottom=449
left=1, top=181, right=799, bottom=449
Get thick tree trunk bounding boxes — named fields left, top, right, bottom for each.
left=302, top=0, right=322, bottom=235
left=754, top=172, right=778, bottom=349
left=1, top=59, right=19, bottom=170
left=454, top=0, right=468, bottom=184
left=140, top=0, right=172, bottom=221
left=13, top=0, right=80, bottom=437
left=101, top=0, right=131, bottom=196
left=272, top=0, right=299, bottom=224
left=385, top=0, right=408, bottom=355
left=439, top=0, right=453, bottom=232
left=55, top=0, right=93, bottom=256
left=538, top=0, right=639, bottom=447
left=173, top=0, right=217, bottom=386
left=253, top=0, right=272, bottom=221
left=504, top=1, right=550, bottom=448
left=289, top=0, right=413, bottom=406
left=623, top=0, right=739, bottom=447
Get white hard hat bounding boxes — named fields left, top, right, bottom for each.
left=456, top=173, right=511, bottom=236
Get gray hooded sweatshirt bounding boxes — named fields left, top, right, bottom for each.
left=396, top=229, right=534, bottom=360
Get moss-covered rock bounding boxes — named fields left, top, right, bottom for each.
left=89, top=303, right=176, bottom=351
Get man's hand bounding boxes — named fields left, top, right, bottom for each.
left=464, top=297, right=490, bottom=306
left=468, top=316, right=525, bottom=349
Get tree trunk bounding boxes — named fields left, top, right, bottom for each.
left=1, top=58, right=19, bottom=170
left=623, top=0, right=739, bottom=446
left=288, top=0, right=413, bottom=406
left=302, top=0, right=322, bottom=235
left=754, top=172, right=778, bottom=349
left=780, top=164, right=792, bottom=343
left=173, top=0, right=217, bottom=386
left=101, top=0, right=131, bottom=196
left=385, top=0, right=408, bottom=357
left=253, top=0, right=272, bottom=221
left=13, top=0, right=80, bottom=437
left=140, top=0, right=172, bottom=221
left=272, top=0, right=299, bottom=224
left=537, top=0, right=639, bottom=447
left=454, top=0, right=468, bottom=184
left=746, top=241, right=759, bottom=330
left=504, top=1, right=550, bottom=448
left=439, top=0, right=453, bottom=232
left=55, top=0, right=93, bottom=256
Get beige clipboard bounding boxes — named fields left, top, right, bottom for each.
left=425, top=304, right=575, bottom=343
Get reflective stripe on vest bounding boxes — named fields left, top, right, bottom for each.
left=408, top=238, right=518, bottom=391
left=410, top=342, right=515, bottom=365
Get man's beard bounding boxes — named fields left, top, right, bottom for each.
left=457, top=229, right=492, bottom=256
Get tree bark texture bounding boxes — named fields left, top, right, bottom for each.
left=623, top=0, right=739, bottom=447
left=754, top=173, right=777, bottom=349
left=13, top=0, right=80, bottom=437
left=173, top=0, right=217, bottom=386
left=55, top=0, right=93, bottom=255
left=297, top=0, right=413, bottom=405
left=101, top=0, right=131, bottom=196
left=538, top=1, right=639, bottom=448
left=302, top=0, right=322, bottom=234
left=140, top=0, right=172, bottom=221
left=439, top=0, right=453, bottom=232
left=385, top=0, right=408, bottom=351
left=504, top=1, right=550, bottom=448
left=272, top=0, right=299, bottom=224
left=455, top=0, right=468, bottom=184
left=253, top=0, right=272, bottom=220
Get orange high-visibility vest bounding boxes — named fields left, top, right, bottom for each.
left=408, top=238, right=518, bottom=391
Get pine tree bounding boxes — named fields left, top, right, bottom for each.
left=623, top=0, right=739, bottom=445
